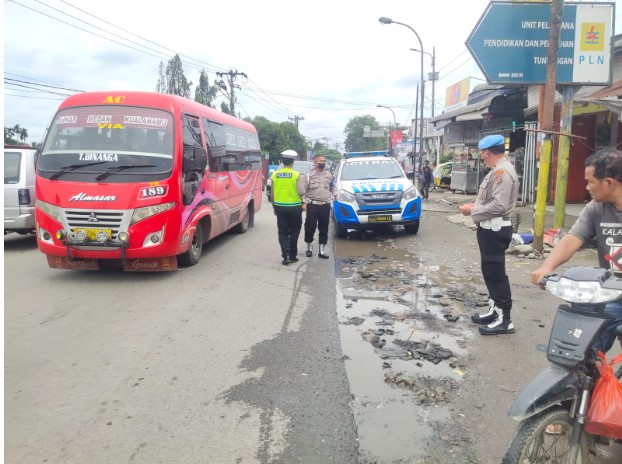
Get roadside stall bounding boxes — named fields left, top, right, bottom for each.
left=450, top=154, right=481, bottom=194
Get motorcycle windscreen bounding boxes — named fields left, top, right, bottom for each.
left=547, top=305, right=611, bottom=367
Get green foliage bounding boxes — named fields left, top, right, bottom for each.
left=343, top=115, right=385, bottom=152
left=156, top=55, right=192, bottom=97
left=194, top=70, right=219, bottom=108
left=220, top=101, right=231, bottom=115
left=4, top=124, right=28, bottom=144
left=248, top=116, right=308, bottom=163
left=440, top=153, right=454, bottom=164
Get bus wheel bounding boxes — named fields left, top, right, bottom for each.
left=233, top=205, right=252, bottom=234
left=178, top=225, right=203, bottom=266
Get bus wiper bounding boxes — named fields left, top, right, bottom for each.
left=95, top=164, right=157, bottom=181
left=49, top=161, right=108, bottom=180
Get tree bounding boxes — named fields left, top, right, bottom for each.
left=343, top=115, right=385, bottom=152
left=194, top=70, right=219, bottom=108
left=164, top=54, right=192, bottom=98
left=155, top=61, right=167, bottom=93
left=4, top=124, right=28, bottom=144
left=220, top=101, right=231, bottom=115
left=248, top=116, right=308, bottom=164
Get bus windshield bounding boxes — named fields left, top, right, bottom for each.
left=38, top=106, right=174, bottom=182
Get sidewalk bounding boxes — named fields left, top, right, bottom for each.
left=423, top=187, right=585, bottom=233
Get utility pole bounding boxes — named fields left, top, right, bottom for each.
left=216, top=69, right=247, bottom=116
left=288, top=115, right=305, bottom=129
left=532, top=0, right=563, bottom=252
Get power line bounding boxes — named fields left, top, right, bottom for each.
left=56, top=0, right=226, bottom=73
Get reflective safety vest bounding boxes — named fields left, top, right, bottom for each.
left=272, top=168, right=302, bottom=207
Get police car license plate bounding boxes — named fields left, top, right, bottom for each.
left=74, top=228, right=112, bottom=240
left=368, top=215, right=392, bottom=223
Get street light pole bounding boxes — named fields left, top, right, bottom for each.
left=379, top=17, right=425, bottom=179
left=410, top=46, right=437, bottom=118
left=376, top=104, right=396, bottom=156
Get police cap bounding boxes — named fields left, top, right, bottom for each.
left=281, top=149, right=298, bottom=159
left=478, top=134, right=505, bottom=150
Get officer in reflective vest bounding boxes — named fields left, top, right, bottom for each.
left=271, top=149, right=306, bottom=265
left=459, top=134, right=519, bottom=335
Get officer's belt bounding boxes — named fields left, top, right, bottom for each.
left=479, top=217, right=512, bottom=231
left=307, top=199, right=329, bottom=205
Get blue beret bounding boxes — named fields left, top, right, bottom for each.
left=478, top=134, right=505, bottom=150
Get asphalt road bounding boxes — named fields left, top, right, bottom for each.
left=4, top=208, right=357, bottom=464
left=5, top=194, right=621, bottom=463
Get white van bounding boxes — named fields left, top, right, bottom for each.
left=4, top=144, right=37, bottom=234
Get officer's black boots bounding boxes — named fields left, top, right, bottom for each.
left=306, top=242, right=313, bottom=257
left=318, top=244, right=329, bottom=259
left=471, top=299, right=498, bottom=324
left=479, top=312, right=515, bottom=335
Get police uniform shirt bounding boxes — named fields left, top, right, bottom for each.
left=568, top=200, right=622, bottom=274
left=471, top=157, right=519, bottom=224
left=305, top=170, right=333, bottom=203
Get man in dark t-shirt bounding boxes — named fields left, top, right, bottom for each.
left=531, top=148, right=622, bottom=353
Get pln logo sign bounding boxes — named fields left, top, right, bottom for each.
left=580, top=23, right=605, bottom=51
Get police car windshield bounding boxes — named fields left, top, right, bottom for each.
left=341, top=160, right=404, bottom=181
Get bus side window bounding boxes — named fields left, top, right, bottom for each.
left=181, top=115, right=205, bottom=205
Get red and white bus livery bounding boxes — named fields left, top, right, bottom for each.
left=35, top=91, right=263, bottom=271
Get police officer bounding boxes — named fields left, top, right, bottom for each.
left=459, top=134, right=519, bottom=335
left=271, top=149, right=306, bottom=265
left=304, top=154, right=334, bottom=259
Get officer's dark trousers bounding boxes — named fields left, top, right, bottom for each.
left=304, top=203, right=331, bottom=245
left=477, top=226, right=513, bottom=318
left=275, top=205, right=303, bottom=259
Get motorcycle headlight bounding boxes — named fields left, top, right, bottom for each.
left=336, top=189, right=355, bottom=203
left=546, top=277, right=622, bottom=303
left=403, top=186, right=418, bottom=201
left=131, top=202, right=176, bottom=225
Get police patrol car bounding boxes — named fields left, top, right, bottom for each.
left=332, top=151, right=421, bottom=237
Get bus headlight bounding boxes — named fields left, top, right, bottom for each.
left=117, top=231, right=130, bottom=242
left=37, top=200, right=63, bottom=222
left=131, top=202, right=175, bottom=225
left=75, top=229, right=87, bottom=241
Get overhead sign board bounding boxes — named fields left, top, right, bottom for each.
left=444, top=77, right=471, bottom=111
left=466, top=1, right=613, bottom=85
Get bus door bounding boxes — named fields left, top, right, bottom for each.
left=200, top=118, right=232, bottom=236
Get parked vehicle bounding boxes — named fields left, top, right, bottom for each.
left=433, top=161, right=452, bottom=189
left=35, top=91, right=263, bottom=271
left=4, top=144, right=37, bottom=235
left=332, top=151, right=421, bottom=237
left=266, top=160, right=313, bottom=202
left=502, top=266, right=622, bottom=463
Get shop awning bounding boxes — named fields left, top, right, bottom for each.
left=455, top=108, right=489, bottom=121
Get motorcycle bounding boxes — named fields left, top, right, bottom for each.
left=502, top=266, right=622, bottom=463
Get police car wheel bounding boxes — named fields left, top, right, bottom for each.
left=404, top=221, right=419, bottom=235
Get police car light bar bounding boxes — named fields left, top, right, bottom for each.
left=345, top=150, right=389, bottom=158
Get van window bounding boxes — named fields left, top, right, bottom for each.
left=4, top=151, right=21, bottom=184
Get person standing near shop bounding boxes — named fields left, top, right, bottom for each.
left=272, top=150, right=306, bottom=265
left=419, top=159, right=433, bottom=200
left=458, top=134, right=519, bottom=335
left=304, top=154, right=334, bottom=259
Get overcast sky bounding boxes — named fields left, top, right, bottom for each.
left=3, top=0, right=621, bottom=149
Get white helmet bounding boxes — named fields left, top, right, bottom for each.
left=281, top=149, right=298, bottom=159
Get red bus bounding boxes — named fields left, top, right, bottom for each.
left=35, top=91, right=263, bottom=271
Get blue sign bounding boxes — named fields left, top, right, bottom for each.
left=466, top=2, right=613, bottom=85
